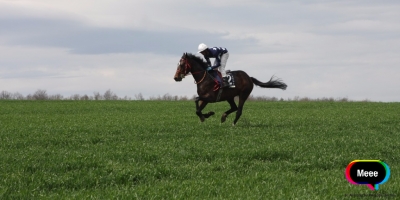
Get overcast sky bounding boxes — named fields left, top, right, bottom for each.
left=1, top=0, right=399, bottom=101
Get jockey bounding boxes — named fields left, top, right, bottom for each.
left=198, top=43, right=230, bottom=88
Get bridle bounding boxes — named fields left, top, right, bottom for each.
left=176, top=57, right=191, bottom=76
left=177, top=56, right=207, bottom=84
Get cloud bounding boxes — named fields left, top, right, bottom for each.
left=0, top=16, right=259, bottom=55
left=0, top=70, right=66, bottom=79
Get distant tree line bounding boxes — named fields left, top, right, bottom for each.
left=0, top=89, right=366, bottom=102
left=0, top=89, right=127, bottom=100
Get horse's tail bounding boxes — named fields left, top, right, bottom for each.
left=251, top=76, right=287, bottom=90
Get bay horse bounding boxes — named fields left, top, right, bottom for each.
left=174, top=52, right=287, bottom=125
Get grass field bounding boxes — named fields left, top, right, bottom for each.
left=0, top=100, right=399, bottom=199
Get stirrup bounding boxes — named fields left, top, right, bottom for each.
left=222, top=77, right=230, bottom=88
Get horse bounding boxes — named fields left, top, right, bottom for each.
left=173, top=52, right=287, bottom=125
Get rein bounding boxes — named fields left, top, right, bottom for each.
left=194, top=71, right=207, bottom=84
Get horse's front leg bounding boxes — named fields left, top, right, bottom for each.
left=195, top=97, right=213, bottom=122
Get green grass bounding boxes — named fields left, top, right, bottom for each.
left=0, top=101, right=399, bottom=199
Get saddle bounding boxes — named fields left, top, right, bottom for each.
left=210, top=70, right=235, bottom=91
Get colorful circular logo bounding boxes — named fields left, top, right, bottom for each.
left=345, top=160, right=391, bottom=190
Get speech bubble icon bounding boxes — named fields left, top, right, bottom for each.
left=345, top=160, right=390, bottom=190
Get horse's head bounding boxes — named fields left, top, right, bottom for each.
left=174, top=53, right=191, bottom=82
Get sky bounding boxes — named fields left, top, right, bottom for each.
left=0, top=0, right=399, bottom=101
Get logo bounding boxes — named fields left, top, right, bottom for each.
left=345, top=160, right=390, bottom=190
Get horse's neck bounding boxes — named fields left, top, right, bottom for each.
left=190, top=61, right=207, bottom=82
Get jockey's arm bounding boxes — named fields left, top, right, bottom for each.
left=205, top=57, right=212, bottom=67
left=211, top=56, right=221, bottom=69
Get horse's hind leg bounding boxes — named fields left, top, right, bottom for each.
left=221, top=98, right=238, bottom=123
left=233, top=96, right=248, bottom=125
left=195, top=98, right=213, bottom=122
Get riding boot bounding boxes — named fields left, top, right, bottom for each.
left=222, top=77, right=229, bottom=88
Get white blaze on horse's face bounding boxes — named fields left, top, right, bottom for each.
left=174, top=59, right=185, bottom=81
left=178, top=60, right=185, bottom=78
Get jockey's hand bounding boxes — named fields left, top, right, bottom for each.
left=206, top=67, right=213, bottom=71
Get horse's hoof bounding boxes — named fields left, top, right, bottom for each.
left=209, top=111, right=215, bottom=116
left=221, top=113, right=227, bottom=123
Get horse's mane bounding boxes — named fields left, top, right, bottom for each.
left=185, top=53, right=208, bottom=69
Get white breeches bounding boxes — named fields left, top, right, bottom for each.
left=215, top=52, right=229, bottom=77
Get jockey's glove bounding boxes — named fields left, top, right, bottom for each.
left=206, top=67, right=213, bottom=71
